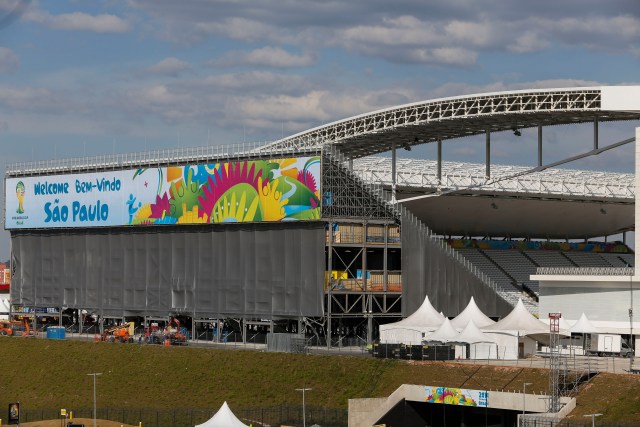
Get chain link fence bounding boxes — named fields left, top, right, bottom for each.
left=523, top=416, right=638, bottom=427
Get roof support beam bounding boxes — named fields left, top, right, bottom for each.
left=594, top=118, right=599, bottom=150
left=636, top=127, right=640, bottom=273
left=538, top=125, right=543, bottom=167
left=391, top=141, right=397, bottom=203
left=485, top=128, right=491, bottom=179
left=437, top=139, right=442, bottom=187
left=395, top=136, right=634, bottom=204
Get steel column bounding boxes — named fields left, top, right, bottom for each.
left=391, top=142, right=397, bottom=202
left=538, top=125, right=543, bottom=167
left=485, top=128, right=491, bottom=179
left=437, top=139, right=442, bottom=186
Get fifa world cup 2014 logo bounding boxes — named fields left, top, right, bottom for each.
left=16, top=181, right=25, bottom=214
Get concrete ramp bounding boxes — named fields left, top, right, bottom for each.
left=349, top=383, right=575, bottom=427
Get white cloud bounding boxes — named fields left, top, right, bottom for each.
left=127, top=2, right=640, bottom=66
left=194, top=18, right=283, bottom=43
left=25, top=9, right=130, bottom=33
left=0, top=47, right=19, bottom=73
left=214, top=47, right=316, bottom=68
left=145, top=57, right=191, bottom=77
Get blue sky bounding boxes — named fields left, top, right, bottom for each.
left=1, top=0, right=640, bottom=260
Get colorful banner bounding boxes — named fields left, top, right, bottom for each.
left=5, top=156, right=321, bottom=229
left=425, top=386, right=488, bottom=407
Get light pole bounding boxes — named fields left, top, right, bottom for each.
left=87, top=373, right=102, bottom=427
left=522, top=382, right=532, bottom=426
left=295, top=387, right=312, bottom=427
left=584, top=413, right=603, bottom=427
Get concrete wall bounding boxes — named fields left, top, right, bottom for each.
left=538, top=277, right=639, bottom=322
left=348, top=383, right=575, bottom=427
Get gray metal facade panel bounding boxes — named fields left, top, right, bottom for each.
left=401, top=211, right=513, bottom=318
left=10, top=223, right=325, bottom=318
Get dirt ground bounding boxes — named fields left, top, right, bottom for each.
left=20, top=419, right=137, bottom=427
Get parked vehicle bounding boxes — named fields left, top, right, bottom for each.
left=588, top=333, right=634, bottom=357
left=101, top=324, right=134, bottom=343
left=0, top=318, right=34, bottom=337
left=163, top=316, right=187, bottom=345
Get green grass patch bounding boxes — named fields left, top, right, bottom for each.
left=2, top=338, right=640, bottom=423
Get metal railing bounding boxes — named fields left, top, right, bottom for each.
left=536, top=267, right=634, bottom=276
left=5, top=140, right=322, bottom=176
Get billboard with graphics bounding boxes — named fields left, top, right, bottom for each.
left=4, top=156, right=321, bottom=229
left=425, top=386, right=489, bottom=407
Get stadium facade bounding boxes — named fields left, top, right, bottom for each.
left=4, top=86, right=640, bottom=344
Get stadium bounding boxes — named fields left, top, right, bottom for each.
left=4, top=85, right=640, bottom=349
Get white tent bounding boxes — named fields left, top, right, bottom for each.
left=450, top=297, right=495, bottom=330
left=195, top=402, right=249, bottom=427
left=458, top=320, right=497, bottom=360
left=570, top=313, right=601, bottom=334
left=424, top=318, right=459, bottom=343
left=379, top=295, right=445, bottom=344
left=483, top=299, right=551, bottom=360
left=0, top=298, right=9, bottom=320
left=484, top=299, right=549, bottom=336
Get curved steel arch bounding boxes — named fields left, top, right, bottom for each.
left=261, top=86, right=640, bottom=158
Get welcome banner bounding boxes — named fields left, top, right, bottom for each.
left=5, top=156, right=321, bottom=229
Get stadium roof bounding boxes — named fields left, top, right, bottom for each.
left=354, top=157, right=635, bottom=201
left=262, top=86, right=640, bottom=158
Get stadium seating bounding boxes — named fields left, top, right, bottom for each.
left=451, top=241, right=635, bottom=299
left=564, top=252, right=615, bottom=268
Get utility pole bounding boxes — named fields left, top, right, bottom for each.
left=87, top=373, right=102, bottom=427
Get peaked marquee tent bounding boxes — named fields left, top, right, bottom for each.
left=570, top=313, right=601, bottom=334
left=450, top=296, right=496, bottom=330
left=195, top=402, right=249, bottom=427
left=483, top=299, right=552, bottom=360
left=379, top=296, right=445, bottom=344
left=424, top=318, right=459, bottom=343
left=458, top=319, right=497, bottom=359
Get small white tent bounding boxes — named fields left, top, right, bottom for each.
left=424, top=318, right=459, bottom=344
left=570, top=313, right=601, bottom=334
left=379, top=295, right=445, bottom=344
left=195, top=402, right=249, bottom=427
left=450, top=297, right=495, bottom=330
left=483, top=299, right=550, bottom=360
left=458, top=320, right=497, bottom=360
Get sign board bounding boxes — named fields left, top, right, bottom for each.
left=8, top=402, right=19, bottom=425
left=549, top=312, right=562, bottom=333
left=5, top=156, right=321, bottom=229
left=425, top=386, right=488, bottom=407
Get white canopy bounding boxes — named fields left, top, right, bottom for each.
left=483, top=299, right=549, bottom=336
left=570, top=313, right=601, bottom=334
left=424, top=318, right=459, bottom=343
left=195, top=402, right=248, bottom=427
left=450, top=297, right=495, bottom=330
left=0, top=298, right=9, bottom=320
left=379, top=295, right=445, bottom=344
left=458, top=320, right=497, bottom=344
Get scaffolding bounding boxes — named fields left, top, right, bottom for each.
left=548, top=313, right=561, bottom=413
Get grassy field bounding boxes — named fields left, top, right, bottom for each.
left=1, top=337, right=640, bottom=423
